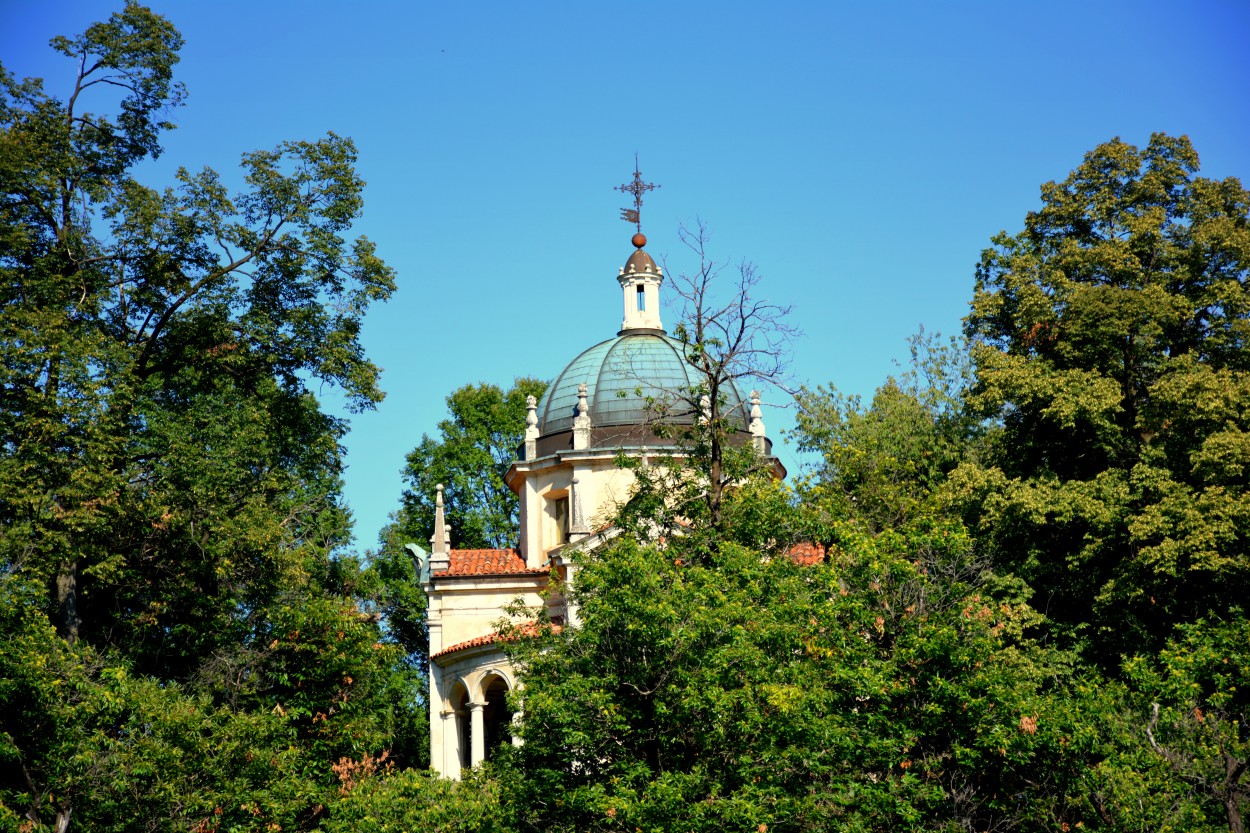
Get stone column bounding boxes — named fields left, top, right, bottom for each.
left=429, top=484, right=451, bottom=573
left=569, top=476, right=589, bottom=539
left=428, top=665, right=444, bottom=775
left=469, top=701, right=486, bottom=767
left=512, top=710, right=524, bottom=747
left=441, top=708, right=460, bottom=779
left=565, top=559, right=581, bottom=628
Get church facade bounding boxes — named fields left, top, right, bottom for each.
left=420, top=231, right=779, bottom=778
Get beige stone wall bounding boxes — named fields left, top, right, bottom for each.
left=426, top=572, right=545, bottom=778
left=432, top=578, right=546, bottom=650
left=516, top=452, right=640, bottom=566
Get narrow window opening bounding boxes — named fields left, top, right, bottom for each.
left=544, top=494, right=569, bottom=549
left=554, top=496, right=569, bottom=544
left=636, top=285, right=645, bottom=311
left=451, top=684, right=470, bottom=771
left=483, top=676, right=513, bottom=760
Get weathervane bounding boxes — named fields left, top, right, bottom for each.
left=615, top=154, right=659, bottom=233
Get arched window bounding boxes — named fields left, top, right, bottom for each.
left=450, top=681, right=471, bottom=771
left=481, top=674, right=513, bottom=759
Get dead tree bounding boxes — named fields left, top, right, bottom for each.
left=660, top=220, right=798, bottom=533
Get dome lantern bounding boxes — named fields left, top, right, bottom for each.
left=617, top=235, right=664, bottom=334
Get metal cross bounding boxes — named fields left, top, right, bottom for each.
left=615, top=154, right=659, bottom=232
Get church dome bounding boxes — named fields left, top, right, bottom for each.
left=535, top=332, right=745, bottom=438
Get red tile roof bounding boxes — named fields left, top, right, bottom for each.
left=439, top=548, right=548, bottom=577
left=433, top=621, right=563, bottom=659
left=788, top=541, right=826, bottom=566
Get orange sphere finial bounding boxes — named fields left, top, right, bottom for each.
left=632, top=232, right=647, bottom=249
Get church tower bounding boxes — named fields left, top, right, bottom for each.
left=422, top=170, right=781, bottom=778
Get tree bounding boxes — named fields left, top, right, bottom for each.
left=793, top=329, right=980, bottom=535
left=621, top=221, right=797, bottom=550
left=388, top=377, right=547, bottom=551
left=0, top=571, right=420, bottom=833
left=0, top=6, right=416, bottom=828
left=952, top=133, right=1250, bottom=660
left=0, top=1, right=394, bottom=673
left=322, top=765, right=504, bottom=833
left=501, top=490, right=1105, bottom=833
left=1125, top=614, right=1250, bottom=833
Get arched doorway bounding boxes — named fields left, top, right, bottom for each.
left=481, top=673, right=513, bottom=760
left=449, top=680, right=471, bottom=772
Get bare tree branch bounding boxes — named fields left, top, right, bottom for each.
left=639, top=219, right=799, bottom=536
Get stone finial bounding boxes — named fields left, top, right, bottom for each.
left=749, top=390, right=767, bottom=453
left=430, top=483, right=451, bottom=572
left=572, top=383, right=592, bottom=450
left=524, top=394, right=539, bottom=459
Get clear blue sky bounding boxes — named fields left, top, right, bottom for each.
left=5, top=1, right=1249, bottom=550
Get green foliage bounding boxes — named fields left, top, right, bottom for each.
left=324, top=766, right=503, bottom=833
left=0, top=560, right=424, bottom=831
left=366, top=528, right=431, bottom=677
left=0, top=6, right=424, bottom=829
left=502, top=486, right=1103, bottom=833
left=954, top=132, right=1250, bottom=660
left=4, top=24, right=1246, bottom=831
left=1, top=576, right=302, bottom=832
left=1, top=0, right=396, bottom=670
left=388, top=377, right=547, bottom=550
left=614, top=437, right=805, bottom=567
left=1114, top=614, right=1250, bottom=832
left=793, top=329, right=980, bottom=534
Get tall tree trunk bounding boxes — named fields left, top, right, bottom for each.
left=56, top=559, right=79, bottom=644
left=1224, top=752, right=1246, bottom=833
left=54, top=805, right=72, bottom=833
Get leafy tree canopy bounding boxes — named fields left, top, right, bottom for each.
left=0, top=5, right=420, bottom=829
left=951, top=132, right=1250, bottom=661
left=1122, top=613, right=1250, bottom=833
left=0, top=0, right=394, bottom=672
left=793, top=328, right=980, bottom=535
left=503, top=494, right=1106, bottom=833
left=388, top=377, right=547, bottom=552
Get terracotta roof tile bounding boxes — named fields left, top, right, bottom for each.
left=788, top=541, right=826, bottom=566
left=439, top=548, right=547, bottom=577
left=433, top=621, right=563, bottom=659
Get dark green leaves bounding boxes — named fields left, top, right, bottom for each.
left=389, top=378, right=547, bottom=551
left=958, top=133, right=1250, bottom=660
left=0, top=7, right=413, bottom=829
left=503, top=509, right=1097, bottom=833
